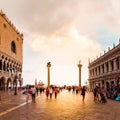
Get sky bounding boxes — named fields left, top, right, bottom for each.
left=0, top=0, right=120, bottom=86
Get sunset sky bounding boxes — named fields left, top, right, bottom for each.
left=0, top=0, right=120, bottom=86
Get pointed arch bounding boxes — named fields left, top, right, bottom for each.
left=0, top=76, right=5, bottom=90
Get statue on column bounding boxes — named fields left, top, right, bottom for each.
left=47, top=62, right=51, bottom=87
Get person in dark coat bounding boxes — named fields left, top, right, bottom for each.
left=81, top=86, right=86, bottom=103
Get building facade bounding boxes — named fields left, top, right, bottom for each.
left=0, top=10, right=23, bottom=90
left=88, top=41, right=120, bottom=90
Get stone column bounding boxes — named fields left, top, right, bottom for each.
left=97, top=67, right=99, bottom=75
left=5, top=83, right=7, bottom=91
left=119, top=57, right=120, bottom=70
left=104, top=63, right=107, bottom=73
left=78, top=61, right=82, bottom=87
left=100, top=65, right=103, bottom=74
left=47, top=62, right=51, bottom=87
left=94, top=68, right=96, bottom=76
left=93, top=69, right=95, bottom=76
left=92, top=69, right=94, bottom=76
left=108, top=61, right=112, bottom=72
left=1, top=60, right=4, bottom=72
left=95, top=68, right=97, bottom=75
left=5, top=61, right=7, bottom=72
left=5, top=78, right=7, bottom=91
left=113, top=58, right=117, bottom=70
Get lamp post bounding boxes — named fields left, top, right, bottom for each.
left=0, top=91, right=1, bottom=101
left=14, top=71, right=18, bottom=95
left=78, top=60, right=82, bottom=87
left=47, top=62, right=51, bottom=87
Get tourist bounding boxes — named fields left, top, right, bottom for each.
left=81, top=86, right=86, bottom=103
left=54, top=86, right=58, bottom=99
left=93, top=86, right=98, bottom=101
left=46, top=87, right=49, bottom=99
left=31, top=85, right=36, bottom=103
left=49, top=87, right=53, bottom=99
left=36, top=87, right=39, bottom=96
left=26, top=86, right=30, bottom=104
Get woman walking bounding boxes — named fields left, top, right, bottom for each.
left=46, top=87, right=50, bottom=99
left=54, top=86, right=58, bottom=99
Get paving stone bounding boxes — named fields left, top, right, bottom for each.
left=0, top=90, right=120, bottom=120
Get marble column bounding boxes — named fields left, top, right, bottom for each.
left=78, top=61, right=82, bottom=87
left=113, top=58, right=117, bottom=70
left=47, top=62, right=51, bottom=87
left=104, top=63, right=107, bottom=73
left=108, top=61, right=112, bottom=72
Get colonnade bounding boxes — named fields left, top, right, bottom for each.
left=0, top=52, right=22, bottom=90
left=88, top=42, right=120, bottom=91
left=89, top=57, right=120, bottom=77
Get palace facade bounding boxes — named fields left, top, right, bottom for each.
left=0, top=10, right=23, bottom=90
left=88, top=41, right=120, bottom=90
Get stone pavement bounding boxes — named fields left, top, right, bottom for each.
left=0, top=90, right=120, bottom=120
left=0, top=90, right=26, bottom=113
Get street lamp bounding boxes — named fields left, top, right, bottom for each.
left=14, top=71, right=18, bottom=95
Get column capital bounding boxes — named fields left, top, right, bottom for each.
left=78, top=64, right=82, bottom=68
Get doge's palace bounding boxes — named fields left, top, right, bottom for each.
left=0, top=10, right=23, bottom=91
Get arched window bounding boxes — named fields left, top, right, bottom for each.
left=11, top=41, right=16, bottom=53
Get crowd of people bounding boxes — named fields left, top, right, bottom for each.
left=106, top=84, right=120, bottom=100
left=22, top=84, right=120, bottom=104
left=45, top=86, right=62, bottom=99
left=93, top=84, right=120, bottom=102
left=93, top=86, right=107, bottom=103
left=24, top=85, right=62, bottom=103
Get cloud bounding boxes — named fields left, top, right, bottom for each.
left=1, top=0, right=120, bottom=85
left=1, top=0, right=120, bottom=36
left=23, top=25, right=101, bottom=85
left=29, top=26, right=100, bottom=66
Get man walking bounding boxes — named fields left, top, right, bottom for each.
left=31, top=85, right=36, bottom=103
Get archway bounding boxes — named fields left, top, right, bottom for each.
left=0, top=77, right=5, bottom=90
left=117, top=78, right=120, bottom=86
left=102, top=80, right=105, bottom=88
left=106, top=81, right=110, bottom=90
left=111, top=81, right=114, bottom=85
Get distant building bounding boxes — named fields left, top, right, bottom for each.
left=88, top=41, right=120, bottom=90
left=0, top=10, right=23, bottom=90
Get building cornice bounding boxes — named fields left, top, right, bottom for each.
left=0, top=10, right=23, bottom=40
left=89, top=42, right=120, bottom=67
